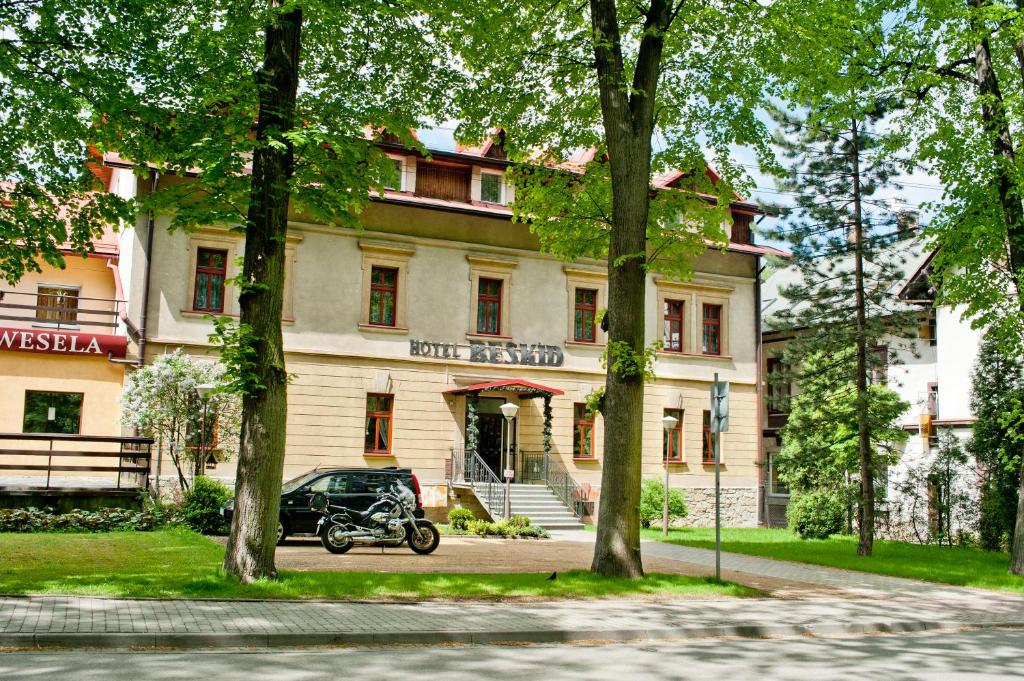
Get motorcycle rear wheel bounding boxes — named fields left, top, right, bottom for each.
left=321, top=524, right=354, bottom=554
left=407, top=520, right=440, bottom=554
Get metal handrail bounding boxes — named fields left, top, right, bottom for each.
left=519, top=450, right=589, bottom=519
left=0, top=433, right=153, bottom=491
left=449, top=447, right=507, bottom=520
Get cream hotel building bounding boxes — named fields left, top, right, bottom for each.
left=72, top=132, right=780, bottom=526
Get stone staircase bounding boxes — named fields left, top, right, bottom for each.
left=507, top=483, right=585, bottom=530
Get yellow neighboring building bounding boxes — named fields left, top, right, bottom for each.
left=102, top=137, right=781, bottom=526
left=0, top=226, right=139, bottom=491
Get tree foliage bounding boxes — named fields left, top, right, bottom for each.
left=434, top=0, right=776, bottom=578
left=777, top=349, right=908, bottom=493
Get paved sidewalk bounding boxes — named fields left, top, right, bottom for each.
left=3, top=536, right=1023, bottom=649
left=2, top=591, right=1022, bottom=649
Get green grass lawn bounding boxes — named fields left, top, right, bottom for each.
left=0, top=528, right=757, bottom=601
left=642, top=527, right=1024, bottom=593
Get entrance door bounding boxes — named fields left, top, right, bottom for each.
left=468, top=397, right=516, bottom=478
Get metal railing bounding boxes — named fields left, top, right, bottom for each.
left=0, top=433, right=153, bottom=491
left=0, top=289, right=124, bottom=331
left=449, top=447, right=507, bottom=520
left=518, top=450, right=590, bottom=519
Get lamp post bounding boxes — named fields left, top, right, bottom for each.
left=499, top=401, right=520, bottom=519
left=196, top=383, right=218, bottom=474
left=661, top=413, right=679, bottom=538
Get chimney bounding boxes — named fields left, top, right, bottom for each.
left=896, top=210, right=920, bottom=238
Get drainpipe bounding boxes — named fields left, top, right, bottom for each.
left=137, top=169, right=159, bottom=368
left=755, top=254, right=766, bottom=527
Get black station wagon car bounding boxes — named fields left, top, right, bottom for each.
left=221, top=467, right=423, bottom=543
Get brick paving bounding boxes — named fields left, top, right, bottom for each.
left=3, top=534, right=1023, bottom=646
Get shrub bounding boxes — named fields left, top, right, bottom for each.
left=515, top=524, right=549, bottom=539
left=639, top=478, right=688, bottom=529
left=448, top=506, right=476, bottom=531
left=508, top=515, right=531, bottom=528
left=467, top=518, right=495, bottom=536
left=787, top=489, right=845, bottom=540
left=0, top=507, right=162, bottom=533
left=181, top=476, right=231, bottom=535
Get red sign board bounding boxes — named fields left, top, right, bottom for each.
left=0, top=327, right=128, bottom=358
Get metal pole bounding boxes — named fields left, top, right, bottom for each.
left=503, top=417, right=512, bottom=519
left=714, top=371, right=722, bottom=582
left=662, top=443, right=670, bottom=538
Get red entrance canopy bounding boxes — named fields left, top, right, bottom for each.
left=444, top=379, right=565, bottom=397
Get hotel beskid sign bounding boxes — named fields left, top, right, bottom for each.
left=409, top=339, right=565, bottom=367
left=0, top=327, right=128, bottom=358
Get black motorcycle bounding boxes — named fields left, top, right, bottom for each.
left=309, top=479, right=440, bottom=555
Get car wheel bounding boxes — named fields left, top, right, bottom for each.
left=276, top=519, right=288, bottom=545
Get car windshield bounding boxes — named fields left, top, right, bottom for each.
left=281, top=471, right=320, bottom=494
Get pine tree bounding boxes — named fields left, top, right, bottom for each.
left=764, top=106, right=919, bottom=556
left=970, top=328, right=1024, bottom=551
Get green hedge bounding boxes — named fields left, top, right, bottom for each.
left=0, top=507, right=163, bottom=533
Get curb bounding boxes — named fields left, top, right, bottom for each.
left=4, top=619, right=1022, bottom=650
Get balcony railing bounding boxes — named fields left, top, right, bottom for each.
left=0, top=289, right=124, bottom=332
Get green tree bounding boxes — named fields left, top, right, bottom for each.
left=971, top=329, right=1024, bottom=550
left=436, top=0, right=775, bottom=577
left=5, top=1, right=454, bottom=581
left=763, top=101, right=918, bottom=556
left=776, top=349, right=909, bottom=509
left=888, top=0, right=1024, bottom=574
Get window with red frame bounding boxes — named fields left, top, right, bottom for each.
left=663, top=408, right=683, bottom=462
left=663, top=299, right=684, bottom=352
left=573, top=403, right=594, bottom=458
left=194, top=248, right=227, bottom=313
left=702, top=303, right=722, bottom=355
left=369, top=266, right=398, bottom=326
left=702, top=409, right=714, bottom=463
left=364, top=394, right=393, bottom=454
left=574, top=288, right=597, bottom=342
left=477, top=278, right=502, bottom=335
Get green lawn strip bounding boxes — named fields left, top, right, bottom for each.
left=638, top=527, right=1024, bottom=593
left=0, top=529, right=758, bottom=601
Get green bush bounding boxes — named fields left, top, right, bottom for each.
left=458, top=516, right=548, bottom=538
left=448, top=506, right=476, bottom=531
left=181, top=476, right=231, bottom=535
left=0, top=507, right=162, bottom=533
left=639, top=478, right=688, bottom=529
left=787, top=489, right=845, bottom=539
left=509, top=515, right=531, bottom=528
left=467, top=518, right=495, bottom=536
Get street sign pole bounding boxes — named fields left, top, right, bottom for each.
left=710, top=372, right=729, bottom=583
left=714, top=372, right=721, bottom=582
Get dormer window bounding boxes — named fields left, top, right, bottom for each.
left=480, top=172, right=503, bottom=204
left=384, top=156, right=406, bottom=191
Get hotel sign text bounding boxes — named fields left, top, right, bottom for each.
left=0, top=327, right=128, bottom=358
left=410, top=339, right=564, bottom=367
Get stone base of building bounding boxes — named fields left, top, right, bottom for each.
left=671, top=486, right=759, bottom=528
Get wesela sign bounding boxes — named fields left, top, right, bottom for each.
left=0, top=327, right=128, bottom=358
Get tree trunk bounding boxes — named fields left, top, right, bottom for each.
left=970, top=0, right=1024, bottom=574
left=222, top=3, right=302, bottom=583
left=850, top=118, right=874, bottom=557
left=1012, top=463, right=1024, bottom=573
left=588, top=0, right=669, bottom=578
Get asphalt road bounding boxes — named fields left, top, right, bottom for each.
left=2, top=628, right=1023, bottom=680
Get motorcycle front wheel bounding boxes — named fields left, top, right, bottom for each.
left=321, top=524, right=354, bottom=554
left=407, top=520, right=440, bottom=555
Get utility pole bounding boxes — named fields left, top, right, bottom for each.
left=710, top=373, right=729, bottom=582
